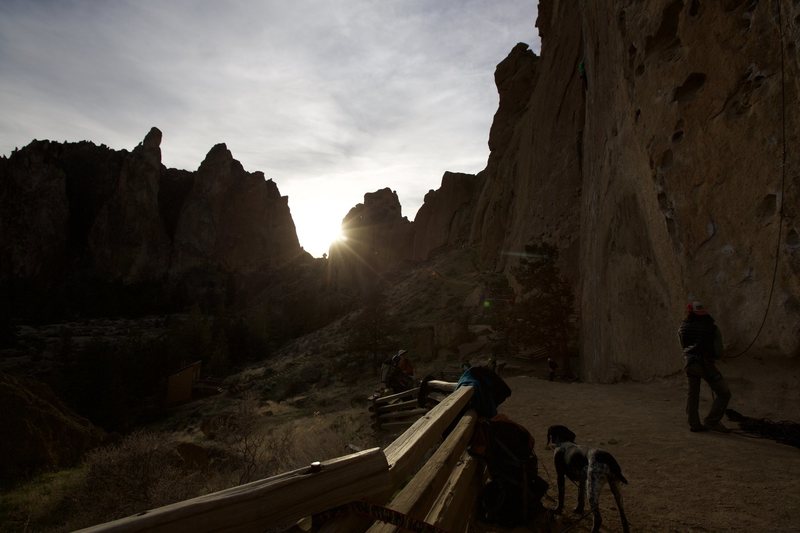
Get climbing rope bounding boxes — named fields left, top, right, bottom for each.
left=727, top=0, right=789, bottom=359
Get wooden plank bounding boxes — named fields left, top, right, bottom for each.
left=383, top=386, right=474, bottom=484
left=373, top=387, right=419, bottom=405
left=378, top=408, right=429, bottom=422
left=375, top=399, right=419, bottom=413
left=424, top=451, right=483, bottom=532
left=78, top=448, right=390, bottom=533
left=366, top=411, right=477, bottom=533
left=425, top=380, right=458, bottom=393
left=379, top=421, right=416, bottom=430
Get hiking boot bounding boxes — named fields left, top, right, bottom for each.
left=706, top=422, right=730, bottom=433
left=690, top=425, right=707, bottom=433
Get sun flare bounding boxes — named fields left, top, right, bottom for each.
left=293, top=210, right=349, bottom=257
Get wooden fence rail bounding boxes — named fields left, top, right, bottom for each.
left=79, top=385, right=476, bottom=533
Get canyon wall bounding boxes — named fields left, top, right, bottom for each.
left=383, top=0, right=800, bottom=381
left=461, top=0, right=800, bottom=380
left=3, top=0, right=798, bottom=385
left=0, top=128, right=305, bottom=318
left=577, top=0, right=800, bottom=380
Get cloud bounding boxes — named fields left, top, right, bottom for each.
left=0, top=0, right=540, bottom=256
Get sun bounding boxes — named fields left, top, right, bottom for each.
left=287, top=192, right=352, bottom=258
left=295, top=216, right=348, bottom=258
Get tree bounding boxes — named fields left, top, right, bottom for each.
left=505, top=243, right=576, bottom=378
left=347, top=283, right=396, bottom=372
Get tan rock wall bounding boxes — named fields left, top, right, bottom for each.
left=578, top=0, right=800, bottom=380
left=412, top=171, right=480, bottom=261
left=461, top=0, right=799, bottom=381
left=470, top=0, right=585, bottom=284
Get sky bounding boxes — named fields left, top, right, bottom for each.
left=0, top=0, right=540, bottom=257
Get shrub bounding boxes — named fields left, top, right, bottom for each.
left=0, top=404, right=374, bottom=532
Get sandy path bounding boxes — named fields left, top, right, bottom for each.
left=499, top=376, right=800, bottom=532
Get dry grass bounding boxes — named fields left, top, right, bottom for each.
left=0, top=468, right=86, bottom=533
left=0, top=395, right=376, bottom=532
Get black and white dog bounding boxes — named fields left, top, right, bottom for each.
left=546, top=425, right=630, bottom=533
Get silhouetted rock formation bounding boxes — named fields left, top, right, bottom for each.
left=172, top=143, right=301, bottom=277
left=0, top=128, right=305, bottom=319
left=328, top=188, right=413, bottom=291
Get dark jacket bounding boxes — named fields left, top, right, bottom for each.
left=678, top=313, right=718, bottom=363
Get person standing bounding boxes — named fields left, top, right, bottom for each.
left=678, top=301, right=731, bottom=432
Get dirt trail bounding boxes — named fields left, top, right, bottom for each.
left=500, top=376, right=800, bottom=532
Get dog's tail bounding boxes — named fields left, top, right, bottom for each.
left=597, top=450, right=628, bottom=484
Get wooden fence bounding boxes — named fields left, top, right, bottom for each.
left=369, top=382, right=457, bottom=430
left=80, top=385, right=479, bottom=533
left=370, top=387, right=427, bottom=430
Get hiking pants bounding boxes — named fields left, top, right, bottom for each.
left=685, top=358, right=731, bottom=428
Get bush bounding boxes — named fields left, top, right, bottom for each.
left=74, top=432, right=199, bottom=524
left=0, top=402, right=374, bottom=532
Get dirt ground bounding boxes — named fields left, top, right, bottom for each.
left=497, top=375, right=800, bottom=532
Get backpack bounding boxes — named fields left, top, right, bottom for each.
left=456, top=366, right=511, bottom=418
left=470, top=415, right=549, bottom=527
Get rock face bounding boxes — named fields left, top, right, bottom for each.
left=88, top=127, right=171, bottom=283
left=412, top=172, right=481, bottom=261
left=3, top=0, right=799, bottom=387
left=171, top=143, right=301, bottom=276
left=576, top=0, right=800, bottom=380
left=470, top=15, right=584, bottom=283
left=376, top=0, right=799, bottom=382
left=328, top=188, right=413, bottom=291
left=455, top=0, right=800, bottom=381
left=0, top=128, right=304, bottom=318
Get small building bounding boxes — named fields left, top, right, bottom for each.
left=166, top=361, right=202, bottom=406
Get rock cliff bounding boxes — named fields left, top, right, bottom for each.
left=412, top=172, right=481, bottom=261
left=328, top=188, right=414, bottom=291
left=0, top=128, right=305, bottom=318
left=577, top=0, right=799, bottom=380
left=171, top=142, right=301, bottom=276
left=342, top=0, right=800, bottom=382
left=461, top=0, right=800, bottom=380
